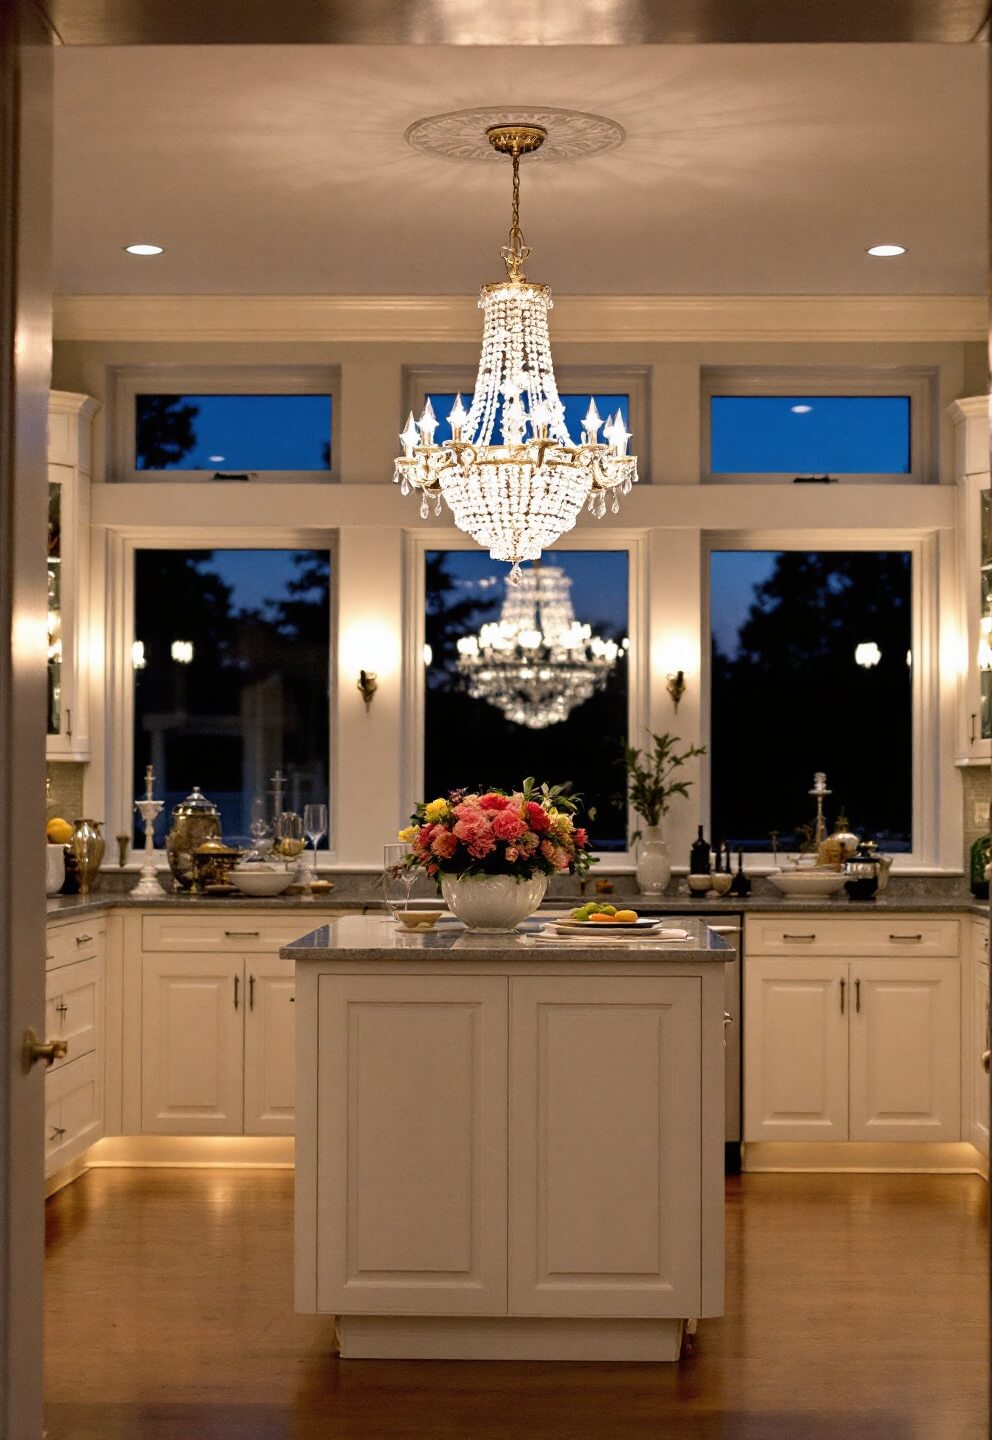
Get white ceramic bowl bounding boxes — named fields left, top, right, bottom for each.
left=46, top=843, right=65, bottom=896
left=709, top=873, right=733, bottom=896
left=229, top=867, right=293, bottom=897
left=687, top=874, right=712, bottom=894
left=767, top=868, right=846, bottom=897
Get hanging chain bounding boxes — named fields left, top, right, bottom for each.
left=501, top=146, right=531, bottom=282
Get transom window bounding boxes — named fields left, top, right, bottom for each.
left=426, top=392, right=631, bottom=447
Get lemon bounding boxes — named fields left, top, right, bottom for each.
left=46, top=817, right=73, bottom=845
left=615, top=909, right=638, bottom=923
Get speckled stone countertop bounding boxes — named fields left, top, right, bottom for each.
left=46, top=890, right=990, bottom=921
left=281, top=913, right=732, bottom=963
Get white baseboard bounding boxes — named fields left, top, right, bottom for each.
left=743, top=1140, right=988, bottom=1177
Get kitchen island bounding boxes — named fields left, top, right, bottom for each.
left=284, top=913, right=729, bottom=1361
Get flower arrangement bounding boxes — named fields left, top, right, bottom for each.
left=399, top=779, right=594, bottom=881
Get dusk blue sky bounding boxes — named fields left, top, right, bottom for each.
left=136, top=394, right=332, bottom=470
left=182, top=549, right=324, bottom=616
left=430, top=549, right=629, bottom=640
left=710, top=395, right=910, bottom=474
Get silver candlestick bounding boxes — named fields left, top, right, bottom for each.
left=132, top=765, right=164, bottom=898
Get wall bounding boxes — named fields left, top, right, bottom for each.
left=49, top=303, right=987, bottom=872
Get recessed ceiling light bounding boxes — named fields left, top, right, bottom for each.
left=866, top=244, right=906, bottom=257
left=791, top=404, right=813, bottom=414
left=124, top=243, right=164, bottom=256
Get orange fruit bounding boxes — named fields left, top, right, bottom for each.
left=614, top=909, right=638, bottom=923
left=588, top=912, right=616, bottom=923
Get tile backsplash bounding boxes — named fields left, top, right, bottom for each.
left=962, top=764, right=991, bottom=874
left=46, top=763, right=85, bottom=826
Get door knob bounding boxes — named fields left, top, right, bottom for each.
left=22, top=1029, right=68, bottom=1072
left=983, top=1049, right=990, bottom=1075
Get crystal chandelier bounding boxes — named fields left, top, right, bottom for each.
left=394, top=123, right=637, bottom=586
left=455, top=563, right=625, bottom=729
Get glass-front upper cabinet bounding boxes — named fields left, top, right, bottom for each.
left=951, top=397, right=991, bottom=762
left=47, top=392, right=98, bottom=760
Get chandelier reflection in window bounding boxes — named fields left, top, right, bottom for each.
left=456, top=564, right=626, bottom=729
left=394, top=123, right=637, bottom=586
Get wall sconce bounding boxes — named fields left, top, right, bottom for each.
left=854, top=641, right=881, bottom=669
left=666, top=669, right=687, bottom=711
left=131, top=640, right=147, bottom=670
left=357, top=669, right=378, bottom=710
left=171, top=640, right=193, bottom=664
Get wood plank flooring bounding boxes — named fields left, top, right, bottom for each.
left=45, top=1168, right=989, bottom=1440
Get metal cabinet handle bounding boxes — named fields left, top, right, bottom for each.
left=249, top=975, right=255, bottom=1012
left=840, top=978, right=845, bottom=1014
left=55, top=1000, right=68, bottom=1023
left=49, top=1125, right=66, bottom=1142
left=46, top=953, right=54, bottom=962
left=783, top=933, right=816, bottom=942
left=971, top=713, right=978, bottom=746
left=723, top=1011, right=733, bottom=1028
left=889, top=933, right=922, bottom=942
left=233, top=975, right=240, bottom=1010
left=855, top=978, right=861, bottom=1014
left=983, top=1050, right=991, bottom=1075
left=66, top=707, right=72, bottom=740
left=75, top=933, right=93, bottom=945
left=225, top=930, right=260, bottom=938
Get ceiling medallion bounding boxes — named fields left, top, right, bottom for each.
left=394, top=121, right=637, bottom=584
left=456, top=564, right=625, bottom=729
left=404, top=106, right=625, bottom=164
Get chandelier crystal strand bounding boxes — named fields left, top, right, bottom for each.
left=394, top=121, right=638, bottom=585
left=456, top=565, right=626, bottom=728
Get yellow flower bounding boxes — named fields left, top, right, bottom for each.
left=397, top=825, right=418, bottom=842
left=424, top=798, right=451, bottom=823
left=550, top=811, right=574, bottom=839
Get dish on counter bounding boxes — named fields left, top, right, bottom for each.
left=767, top=868, right=846, bottom=897
left=552, top=917, right=667, bottom=934
left=203, top=883, right=239, bottom=896
left=229, top=867, right=294, bottom=897
left=396, top=909, right=445, bottom=930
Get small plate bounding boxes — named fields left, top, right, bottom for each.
left=553, top=918, right=664, bottom=933
left=203, top=883, right=238, bottom=896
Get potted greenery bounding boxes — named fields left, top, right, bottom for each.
left=622, top=732, right=706, bottom=894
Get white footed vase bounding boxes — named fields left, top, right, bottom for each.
left=441, top=872, right=548, bottom=932
left=636, top=825, right=671, bottom=895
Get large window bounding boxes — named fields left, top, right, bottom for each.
left=423, top=550, right=630, bottom=851
left=132, top=549, right=330, bottom=847
left=710, top=550, right=913, bottom=854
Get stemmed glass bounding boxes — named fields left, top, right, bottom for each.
left=246, top=796, right=274, bottom=864
left=383, top=843, right=418, bottom=918
left=303, top=803, right=328, bottom=888
left=275, top=811, right=306, bottom=883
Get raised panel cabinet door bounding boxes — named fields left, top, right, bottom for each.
left=141, top=954, right=244, bottom=1135
left=316, top=974, right=508, bottom=1315
left=508, top=975, right=702, bottom=1319
left=971, top=963, right=990, bottom=1156
left=849, top=960, right=961, bottom=1142
left=244, top=960, right=295, bottom=1136
left=744, top=957, right=849, bottom=1142
left=45, top=954, right=101, bottom=1071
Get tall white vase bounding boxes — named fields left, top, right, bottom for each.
left=636, top=825, right=671, bottom=895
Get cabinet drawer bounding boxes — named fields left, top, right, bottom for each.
left=45, top=956, right=100, bottom=1069
left=746, top=915, right=959, bottom=958
left=47, top=919, right=105, bottom=971
left=141, top=912, right=341, bottom=953
left=45, top=1051, right=102, bottom=1174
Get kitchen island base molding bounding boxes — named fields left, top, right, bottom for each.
left=743, top=1140, right=988, bottom=1175
left=336, top=1315, right=688, bottom=1362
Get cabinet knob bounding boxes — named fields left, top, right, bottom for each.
left=75, top=933, right=93, bottom=945
left=23, top=1029, right=68, bottom=1070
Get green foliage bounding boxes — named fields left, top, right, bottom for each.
left=621, top=731, right=706, bottom=830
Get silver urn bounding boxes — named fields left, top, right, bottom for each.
left=165, top=786, right=222, bottom=890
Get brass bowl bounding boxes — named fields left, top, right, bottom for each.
left=192, top=842, right=244, bottom=892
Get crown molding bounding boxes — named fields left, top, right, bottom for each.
left=53, top=293, right=987, bottom=345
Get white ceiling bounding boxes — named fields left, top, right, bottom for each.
left=53, top=44, right=988, bottom=297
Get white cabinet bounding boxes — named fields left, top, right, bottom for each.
left=309, top=969, right=710, bottom=1325
left=950, top=397, right=991, bottom=761
left=963, top=915, right=990, bottom=1158
left=140, top=952, right=296, bottom=1136
left=44, top=917, right=106, bottom=1175
left=46, top=391, right=98, bottom=760
left=745, top=915, right=961, bottom=1145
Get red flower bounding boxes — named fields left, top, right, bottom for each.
left=525, top=801, right=550, bottom=833
left=418, top=824, right=436, bottom=849
left=479, top=792, right=510, bottom=811
left=574, top=827, right=589, bottom=848
left=492, top=811, right=526, bottom=842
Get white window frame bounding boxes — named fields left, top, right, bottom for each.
left=701, top=366, right=937, bottom=485
left=109, top=365, right=341, bottom=484
left=702, top=528, right=949, bottom=873
left=403, top=529, right=649, bottom=868
left=104, top=526, right=339, bottom=862
left=403, top=364, right=652, bottom=484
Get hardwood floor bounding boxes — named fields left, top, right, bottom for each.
left=45, top=1168, right=989, bottom=1440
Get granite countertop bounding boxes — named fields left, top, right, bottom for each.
left=46, top=891, right=990, bottom=920
left=281, top=912, right=731, bottom=963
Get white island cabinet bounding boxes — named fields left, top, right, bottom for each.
left=286, top=914, right=728, bottom=1363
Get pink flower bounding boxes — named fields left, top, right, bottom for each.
left=418, top=824, right=436, bottom=849
left=431, top=830, right=458, bottom=859
left=452, top=801, right=482, bottom=822
left=466, top=831, right=495, bottom=860
left=574, top=827, right=589, bottom=849
left=479, top=793, right=510, bottom=811
left=492, top=811, right=526, bottom=842
left=526, top=801, right=550, bottom=834
left=539, top=839, right=556, bottom=861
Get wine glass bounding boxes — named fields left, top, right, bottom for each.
left=383, top=842, right=419, bottom=918
left=247, top=796, right=273, bottom=864
left=303, top=803, right=328, bottom=887
left=275, top=811, right=305, bottom=881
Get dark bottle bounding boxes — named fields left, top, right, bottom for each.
left=730, top=848, right=751, bottom=898
left=690, top=825, right=710, bottom=875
